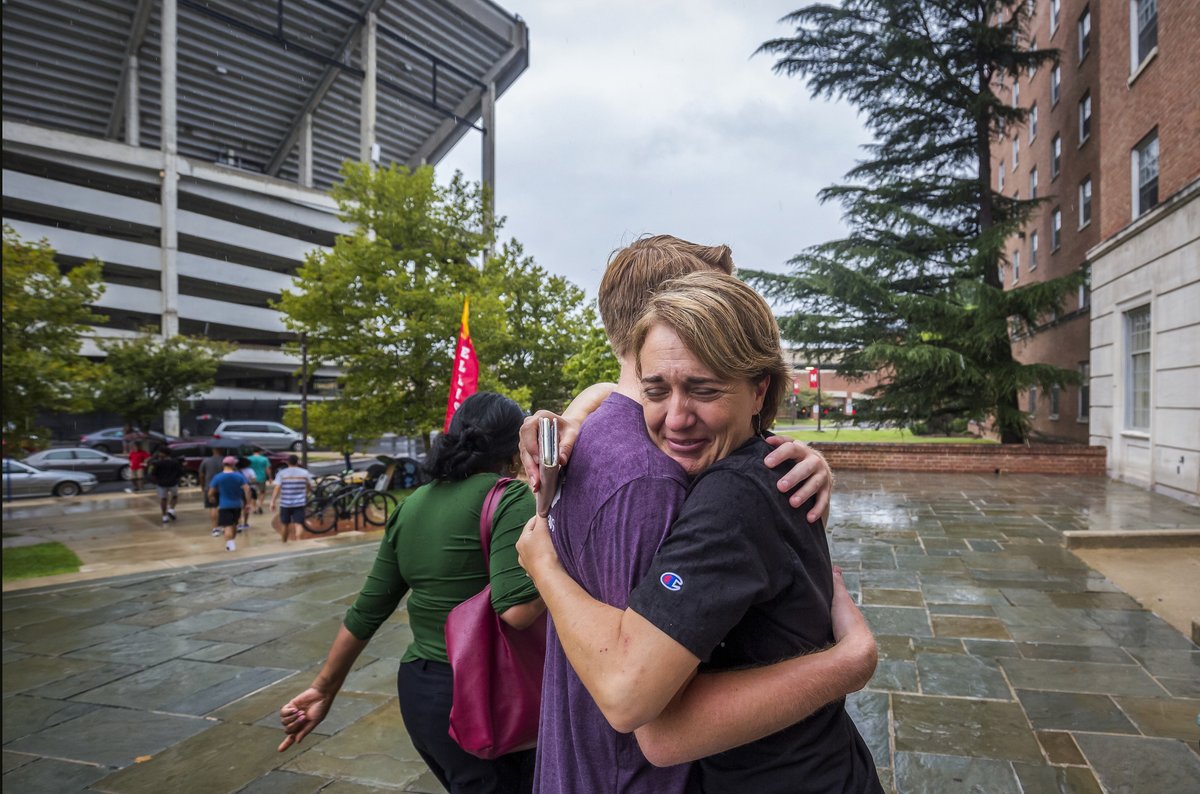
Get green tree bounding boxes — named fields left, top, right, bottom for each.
left=96, top=331, right=230, bottom=432
left=278, top=162, right=593, bottom=443
left=750, top=1, right=1080, bottom=443
left=562, top=321, right=620, bottom=396
left=2, top=228, right=106, bottom=441
left=480, top=242, right=595, bottom=413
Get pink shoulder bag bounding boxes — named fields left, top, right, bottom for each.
left=445, top=477, right=547, bottom=759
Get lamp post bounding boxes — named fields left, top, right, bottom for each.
left=300, top=332, right=309, bottom=470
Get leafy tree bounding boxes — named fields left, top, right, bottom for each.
left=749, top=0, right=1080, bottom=443
left=96, top=331, right=231, bottom=432
left=2, top=228, right=106, bottom=442
left=480, top=242, right=596, bottom=414
left=562, top=321, right=620, bottom=397
left=278, top=162, right=593, bottom=444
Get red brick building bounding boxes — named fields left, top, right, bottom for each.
left=992, top=0, right=1199, bottom=448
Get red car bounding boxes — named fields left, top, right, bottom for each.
left=166, top=440, right=288, bottom=487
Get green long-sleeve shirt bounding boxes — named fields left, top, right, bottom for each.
left=343, top=474, right=539, bottom=663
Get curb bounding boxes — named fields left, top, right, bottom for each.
left=1063, top=528, right=1200, bottom=549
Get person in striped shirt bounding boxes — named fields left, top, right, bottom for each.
left=271, top=454, right=314, bottom=543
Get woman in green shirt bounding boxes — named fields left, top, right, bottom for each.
left=277, top=392, right=544, bottom=793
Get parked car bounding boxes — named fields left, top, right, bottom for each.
left=23, top=448, right=132, bottom=482
left=166, top=440, right=289, bottom=488
left=3, top=458, right=99, bottom=498
left=80, top=427, right=177, bottom=454
left=211, top=421, right=314, bottom=451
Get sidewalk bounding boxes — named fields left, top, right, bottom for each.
left=3, top=472, right=1198, bottom=793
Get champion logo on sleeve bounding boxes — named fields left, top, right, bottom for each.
left=659, top=572, right=683, bottom=592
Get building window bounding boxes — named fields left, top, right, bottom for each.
left=1051, top=134, right=1062, bottom=178
left=1029, top=103, right=1038, bottom=141
left=1132, top=0, right=1158, bottom=70
left=1078, top=93, right=1092, bottom=143
left=1079, top=177, right=1092, bottom=227
left=1050, top=384, right=1061, bottom=419
left=1078, top=362, right=1090, bottom=420
left=1051, top=0, right=1061, bottom=35
left=1028, top=385, right=1038, bottom=416
left=1125, top=305, right=1151, bottom=430
left=1030, top=167, right=1038, bottom=199
left=999, top=160, right=1006, bottom=190
left=1052, top=208, right=1062, bottom=249
left=1013, top=250, right=1021, bottom=283
left=1030, top=230, right=1039, bottom=270
left=1051, top=65, right=1061, bottom=105
left=1012, top=137, right=1019, bottom=167
left=1078, top=8, right=1091, bottom=61
left=1078, top=280, right=1090, bottom=311
left=1133, top=130, right=1159, bottom=217
left=1029, top=39, right=1038, bottom=76
left=1012, top=81, right=1020, bottom=108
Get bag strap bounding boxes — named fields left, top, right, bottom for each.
left=477, top=476, right=513, bottom=573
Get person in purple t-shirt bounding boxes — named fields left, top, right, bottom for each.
left=517, top=237, right=877, bottom=793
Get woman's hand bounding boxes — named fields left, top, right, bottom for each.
left=762, top=435, right=833, bottom=524
left=277, top=687, right=334, bottom=751
left=516, top=514, right=562, bottom=582
left=518, top=411, right=580, bottom=491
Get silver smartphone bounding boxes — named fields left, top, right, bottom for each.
left=538, top=417, right=559, bottom=469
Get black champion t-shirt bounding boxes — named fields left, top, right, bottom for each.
left=628, top=436, right=883, bottom=793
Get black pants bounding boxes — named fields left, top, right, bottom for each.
left=397, top=659, right=534, bottom=794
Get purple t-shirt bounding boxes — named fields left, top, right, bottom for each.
left=534, top=393, right=696, bottom=794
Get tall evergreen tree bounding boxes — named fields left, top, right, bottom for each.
left=749, top=0, right=1079, bottom=443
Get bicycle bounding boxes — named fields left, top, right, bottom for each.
left=302, top=456, right=402, bottom=533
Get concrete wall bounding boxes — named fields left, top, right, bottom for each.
left=1089, top=180, right=1200, bottom=504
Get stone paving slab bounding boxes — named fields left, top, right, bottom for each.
left=3, top=471, right=1198, bottom=793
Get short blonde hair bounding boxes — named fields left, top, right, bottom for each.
left=598, top=235, right=734, bottom=357
left=631, top=270, right=791, bottom=429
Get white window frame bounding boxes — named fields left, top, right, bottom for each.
left=1130, top=0, right=1158, bottom=73
left=1132, top=129, right=1159, bottom=218
left=1012, top=136, right=1019, bottom=167
left=1051, top=134, right=1062, bottom=178
left=1013, top=80, right=1020, bottom=109
left=1050, top=384, right=1061, bottom=420
left=1051, top=0, right=1061, bottom=35
left=1030, top=166, right=1038, bottom=199
left=1078, top=93, right=1092, bottom=143
left=1030, top=230, right=1039, bottom=270
left=1029, top=103, right=1038, bottom=141
left=1124, top=305, right=1151, bottom=431
left=1029, top=39, right=1038, bottom=77
left=1051, top=65, right=1061, bottom=105
left=1013, top=250, right=1021, bottom=283
left=1078, top=8, right=1091, bottom=61
left=1078, top=177, right=1092, bottom=227
left=1028, top=385, right=1038, bottom=417
left=999, top=160, right=1006, bottom=190
left=1052, top=208, right=1062, bottom=250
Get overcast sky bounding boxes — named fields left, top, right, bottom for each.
left=436, top=0, right=870, bottom=299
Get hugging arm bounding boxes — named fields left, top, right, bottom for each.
left=633, top=568, right=876, bottom=766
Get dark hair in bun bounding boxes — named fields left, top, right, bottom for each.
left=425, top=392, right=525, bottom=481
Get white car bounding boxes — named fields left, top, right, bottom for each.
left=3, top=458, right=99, bottom=498
left=211, top=421, right=314, bottom=452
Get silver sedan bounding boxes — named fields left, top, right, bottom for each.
left=3, top=458, right=99, bottom=498
left=23, top=448, right=132, bottom=482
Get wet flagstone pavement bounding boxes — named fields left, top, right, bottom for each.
left=3, top=472, right=1199, bottom=792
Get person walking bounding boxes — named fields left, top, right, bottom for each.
left=236, top=456, right=258, bottom=532
left=198, top=447, right=225, bottom=535
left=147, top=449, right=183, bottom=524
left=247, top=447, right=272, bottom=514
left=277, top=392, right=544, bottom=793
left=126, top=442, right=150, bottom=493
left=270, top=454, right=313, bottom=543
left=207, top=456, right=250, bottom=552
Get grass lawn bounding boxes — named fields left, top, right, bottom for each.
left=3, top=541, right=83, bottom=582
left=779, top=427, right=996, bottom=444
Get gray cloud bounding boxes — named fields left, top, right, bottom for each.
left=438, top=0, right=870, bottom=296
